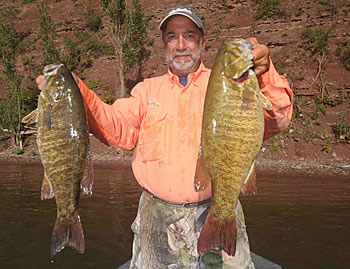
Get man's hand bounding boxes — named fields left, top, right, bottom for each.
left=246, top=37, right=270, bottom=77
left=36, top=75, right=45, bottom=91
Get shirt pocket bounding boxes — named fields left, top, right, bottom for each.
left=138, top=108, right=167, bottom=161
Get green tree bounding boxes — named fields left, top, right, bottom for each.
left=99, top=0, right=149, bottom=98
left=36, top=0, right=61, bottom=66
left=0, top=10, right=25, bottom=148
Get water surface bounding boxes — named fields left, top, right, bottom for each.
left=0, top=162, right=349, bottom=268
left=0, top=163, right=140, bottom=268
left=241, top=173, right=350, bottom=269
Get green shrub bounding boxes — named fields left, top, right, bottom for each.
left=87, top=13, right=102, bottom=32
left=335, top=40, right=350, bottom=70
left=22, top=0, right=37, bottom=4
left=85, top=79, right=115, bottom=104
left=36, top=0, right=61, bottom=65
left=332, top=113, right=350, bottom=141
left=29, top=150, right=37, bottom=156
left=302, top=26, right=334, bottom=55
left=254, top=0, right=284, bottom=19
left=12, top=148, right=24, bottom=155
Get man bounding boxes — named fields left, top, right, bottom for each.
left=37, top=5, right=292, bottom=269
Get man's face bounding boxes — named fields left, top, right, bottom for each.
left=163, top=15, right=205, bottom=75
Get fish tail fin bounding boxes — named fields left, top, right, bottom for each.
left=41, top=173, right=54, bottom=200
left=197, top=213, right=237, bottom=257
left=50, top=211, right=85, bottom=256
left=81, top=148, right=94, bottom=196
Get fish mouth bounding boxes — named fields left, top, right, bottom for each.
left=232, top=70, right=249, bottom=82
left=225, top=39, right=252, bottom=52
left=43, top=64, right=64, bottom=78
left=223, top=39, right=254, bottom=80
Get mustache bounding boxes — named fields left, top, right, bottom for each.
left=170, top=49, right=194, bottom=60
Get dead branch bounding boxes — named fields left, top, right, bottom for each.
left=308, top=53, right=325, bottom=89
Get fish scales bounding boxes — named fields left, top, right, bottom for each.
left=37, top=64, right=89, bottom=256
left=196, top=39, right=264, bottom=256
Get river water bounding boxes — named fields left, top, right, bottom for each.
left=0, top=162, right=349, bottom=268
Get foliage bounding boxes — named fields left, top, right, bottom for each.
left=85, top=79, right=116, bottom=104
left=36, top=1, right=61, bottom=66
left=0, top=9, right=23, bottom=145
left=22, top=0, right=36, bottom=4
left=335, top=39, right=350, bottom=71
left=340, top=50, right=350, bottom=70
left=301, top=26, right=334, bottom=55
left=272, top=51, right=291, bottom=76
left=87, top=13, right=103, bottom=32
left=29, top=150, right=37, bottom=156
left=12, top=148, right=24, bottom=155
left=99, top=0, right=149, bottom=98
left=254, top=0, right=284, bottom=20
left=332, top=113, right=350, bottom=142
left=61, top=31, right=113, bottom=76
left=0, top=9, right=39, bottom=148
left=35, top=1, right=113, bottom=76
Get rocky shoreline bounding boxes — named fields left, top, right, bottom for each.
left=1, top=150, right=348, bottom=179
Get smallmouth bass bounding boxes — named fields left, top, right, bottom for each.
left=32, top=64, right=93, bottom=256
left=195, top=39, right=267, bottom=256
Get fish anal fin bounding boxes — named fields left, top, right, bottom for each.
left=50, top=211, right=85, bottom=256
left=81, top=144, right=94, bottom=196
left=241, top=164, right=257, bottom=196
left=197, top=213, right=237, bottom=257
left=41, top=173, right=54, bottom=200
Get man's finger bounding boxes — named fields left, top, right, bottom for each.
left=245, top=38, right=270, bottom=76
left=36, top=75, right=45, bottom=91
left=246, top=37, right=258, bottom=46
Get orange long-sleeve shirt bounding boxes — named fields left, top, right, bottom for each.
left=77, top=61, right=293, bottom=203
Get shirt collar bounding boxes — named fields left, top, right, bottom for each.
left=167, top=62, right=208, bottom=85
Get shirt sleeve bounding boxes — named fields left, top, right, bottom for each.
left=258, top=58, right=293, bottom=140
left=76, top=76, right=146, bottom=150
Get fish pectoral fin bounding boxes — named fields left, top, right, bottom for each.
left=242, top=84, right=256, bottom=110
left=37, top=105, right=53, bottom=129
left=41, top=172, right=54, bottom=200
left=50, top=211, right=85, bottom=256
left=241, top=162, right=257, bottom=196
left=260, top=92, right=273, bottom=110
left=197, top=213, right=237, bottom=257
left=194, top=152, right=211, bottom=192
left=22, top=108, right=38, bottom=124
left=81, top=141, right=94, bottom=196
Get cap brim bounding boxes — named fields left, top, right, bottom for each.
left=159, top=13, right=202, bottom=30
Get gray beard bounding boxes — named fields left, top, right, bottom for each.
left=165, top=43, right=202, bottom=72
